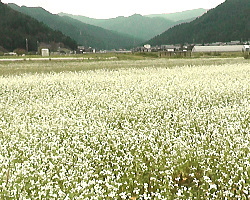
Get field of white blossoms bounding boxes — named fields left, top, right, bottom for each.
left=0, top=58, right=250, bottom=199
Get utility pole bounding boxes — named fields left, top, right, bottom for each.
left=37, top=41, right=39, bottom=54
left=26, top=38, right=28, bottom=52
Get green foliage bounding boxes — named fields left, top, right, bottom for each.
left=134, top=52, right=159, bottom=58
left=0, top=2, right=77, bottom=52
left=8, top=4, right=144, bottom=50
left=0, top=46, right=7, bottom=56
left=148, top=0, right=250, bottom=45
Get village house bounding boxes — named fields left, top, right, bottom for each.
left=77, top=46, right=96, bottom=54
left=161, top=45, right=180, bottom=52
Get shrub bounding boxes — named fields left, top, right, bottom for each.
left=13, top=48, right=26, bottom=56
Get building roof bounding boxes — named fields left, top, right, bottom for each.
left=192, top=45, right=243, bottom=52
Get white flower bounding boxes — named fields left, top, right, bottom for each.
left=209, top=183, right=217, bottom=190
left=120, top=192, right=127, bottom=199
left=176, top=189, right=182, bottom=197
left=189, top=173, right=195, bottom=177
left=203, top=176, right=212, bottom=183
left=243, top=190, right=248, bottom=194
left=108, top=191, right=116, bottom=198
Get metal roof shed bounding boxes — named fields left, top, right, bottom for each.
left=192, top=45, right=243, bottom=52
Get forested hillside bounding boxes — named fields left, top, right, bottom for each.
left=59, top=13, right=177, bottom=41
left=8, top=4, right=144, bottom=49
left=148, top=0, right=250, bottom=45
left=59, top=10, right=206, bottom=41
left=0, top=2, right=77, bottom=52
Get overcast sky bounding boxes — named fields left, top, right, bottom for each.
left=2, top=0, right=225, bottom=19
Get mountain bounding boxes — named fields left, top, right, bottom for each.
left=0, top=2, right=77, bottom=52
left=59, top=13, right=176, bottom=41
left=145, top=8, right=207, bottom=22
left=147, top=0, right=250, bottom=45
left=59, top=9, right=206, bottom=41
left=8, top=4, right=143, bottom=50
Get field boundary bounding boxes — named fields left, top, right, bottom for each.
left=0, top=56, right=118, bottom=62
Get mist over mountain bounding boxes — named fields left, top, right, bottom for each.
left=8, top=4, right=144, bottom=50
left=2, top=1, right=247, bottom=51
left=59, top=9, right=206, bottom=41
left=147, top=0, right=250, bottom=45
left=145, top=8, right=207, bottom=21
left=59, top=13, right=174, bottom=41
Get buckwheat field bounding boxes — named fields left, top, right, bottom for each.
left=0, top=58, right=249, bottom=199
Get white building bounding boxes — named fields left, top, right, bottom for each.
left=243, top=45, right=250, bottom=52
left=41, top=49, right=49, bottom=57
left=144, top=44, right=151, bottom=49
left=192, top=45, right=243, bottom=52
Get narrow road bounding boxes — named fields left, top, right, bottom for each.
left=0, top=57, right=92, bottom=62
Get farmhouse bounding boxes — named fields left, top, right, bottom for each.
left=144, top=44, right=151, bottom=49
left=192, top=45, right=243, bottom=53
left=161, top=45, right=180, bottom=52
left=77, top=46, right=96, bottom=53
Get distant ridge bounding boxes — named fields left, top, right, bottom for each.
left=8, top=4, right=144, bottom=50
left=0, top=2, right=77, bottom=52
left=145, top=8, right=207, bottom=21
left=59, top=9, right=206, bottom=41
left=59, top=13, right=176, bottom=41
left=147, top=0, right=250, bottom=45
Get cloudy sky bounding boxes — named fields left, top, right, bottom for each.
left=2, top=0, right=225, bottom=19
